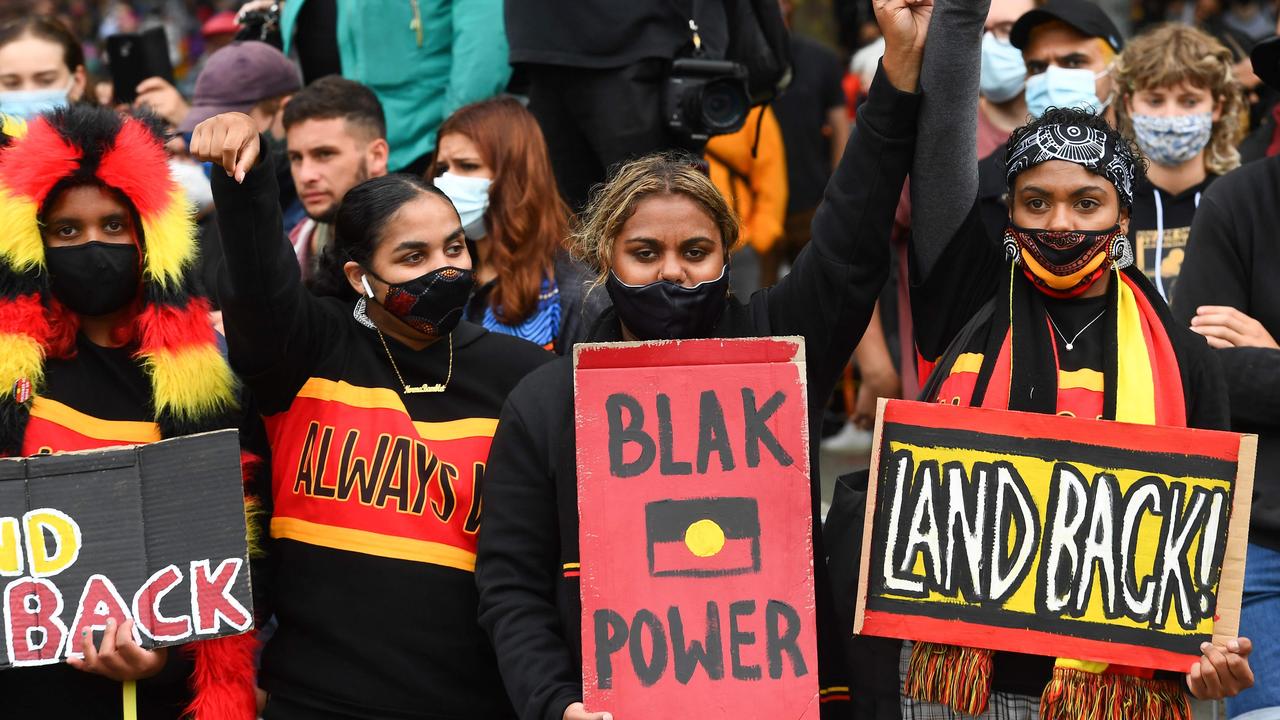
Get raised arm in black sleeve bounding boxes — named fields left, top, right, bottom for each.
left=210, top=147, right=329, bottom=408
left=761, top=62, right=921, bottom=388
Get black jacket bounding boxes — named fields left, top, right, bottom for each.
left=504, top=0, right=726, bottom=69
left=474, top=66, right=921, bottom=720
left=1174, top=155, right=1280, bottom=553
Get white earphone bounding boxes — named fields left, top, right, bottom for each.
left=361, top=275, right=375, bottom=299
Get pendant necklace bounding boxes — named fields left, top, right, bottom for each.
left=1046, top=309, right=1106, bottom=352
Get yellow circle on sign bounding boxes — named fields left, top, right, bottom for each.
left=684, top=519, right=726, bottom=557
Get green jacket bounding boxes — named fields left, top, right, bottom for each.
left=283, top=0, right=511, bottom=170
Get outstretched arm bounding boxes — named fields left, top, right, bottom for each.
left=762, top=0, right=930, bottom=394
left=190, top=113, right=326, bottom=407
left=909, top=0, right=991, bottom=278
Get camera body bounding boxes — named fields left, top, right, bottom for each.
left=663, top=58, right=751, bottom=141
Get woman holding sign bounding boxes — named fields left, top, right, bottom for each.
left=889, top=0, right=1255, bottom=717
left=0, top=108, right=257, bottom=716
left=472, top=2, right=932, bottom=719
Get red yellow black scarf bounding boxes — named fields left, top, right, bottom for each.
left=911, top=262, right=1191, bottom=720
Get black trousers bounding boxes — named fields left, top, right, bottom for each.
left=524, top=61, right=705, bottom=211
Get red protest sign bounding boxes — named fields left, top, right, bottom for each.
left=575, top=338, right=819, bottom=719
left=854, top=399, right=1255, bottom=672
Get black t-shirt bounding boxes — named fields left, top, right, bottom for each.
left=1127, top=175, right=1216, bottom=307
left=773, top=34, right=847, bottom=215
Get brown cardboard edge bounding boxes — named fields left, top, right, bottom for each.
left=853, top=397, right=889, bottom=635
left=1213, top=433, right=1257, bottom=646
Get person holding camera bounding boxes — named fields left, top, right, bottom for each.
left=505, top=0, right=771, bottom=211
left=474, top=2, right=932, bottom=719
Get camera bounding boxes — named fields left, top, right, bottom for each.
left=664, top=58, right=751, bottom=141
left=236, top=4, right=283, bottom=47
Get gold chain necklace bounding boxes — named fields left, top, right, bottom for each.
left=375, top=329, right=452, bottom=394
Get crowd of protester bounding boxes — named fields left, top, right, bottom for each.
left=0, top=0, right=1276, bottom=719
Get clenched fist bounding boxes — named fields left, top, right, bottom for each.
left=189, top=112, right=262, bottom=183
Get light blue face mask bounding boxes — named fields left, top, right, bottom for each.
left=1025, top=65, right=1113, bottom=119
left=0, top=85, right=70, bottom=120
left=980, top=32, right=1026, bottom=104
left=433, top=171, right=491, bottom=240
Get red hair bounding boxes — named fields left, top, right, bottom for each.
left=437, top=98, right=571, bottom=325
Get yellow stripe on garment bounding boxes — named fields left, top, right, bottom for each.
left=820, top=686, right=851, bottom=695
left=122, top=680, right=137, bottom=720
left=271, top=516, right=476, bottom=571
left=1058, top=368, right=1104, bottom=392
left=29, top=397, right=160, bottom=443
left=413, top=418, right=498, bottom=441
left=296, top=377, right=407, bottom=413
left=563, top=562, right=581, bottom=570
left=1114, top=275, right=1156, bottom=425
left=296, top=378, right=498, bottom=440
left=951, top=353, right=985, bottom=375
left=1055, top=658, right=1109, bottom=674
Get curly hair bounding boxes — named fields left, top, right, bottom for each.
left=1114, top=23, right=1245, bottom=176
left=571, top=151, right=739, bottom=287
left=1004, top=106, right=1148, bottom=206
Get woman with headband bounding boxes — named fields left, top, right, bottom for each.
left=887, top=1, right=1254, bottom=718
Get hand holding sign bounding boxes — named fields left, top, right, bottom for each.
left=1188, top=638, right=1254, bottom=700
left=563, top=702, right=612, bottom=720
left=66, top=618, right=167, bottom=681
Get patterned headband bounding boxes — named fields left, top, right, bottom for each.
left=1005, top=123, right=1137, bottom=206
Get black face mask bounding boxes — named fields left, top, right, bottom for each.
left=365, top=265, right=475, bottom=338
left=605, top=268, right=729, bottom=341
left=44, top=242, right=140, bottom=316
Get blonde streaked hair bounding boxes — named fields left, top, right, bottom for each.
left=571, top=152, right=740, bottom=286
left=1115, top=24, right=1245, bottom=176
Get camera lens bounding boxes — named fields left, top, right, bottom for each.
left=699, top=79, right=749, bottom=134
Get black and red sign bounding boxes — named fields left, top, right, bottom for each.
left=575, top=338, right=819, bottom=719
left=0, top=431, right=252, bottom=668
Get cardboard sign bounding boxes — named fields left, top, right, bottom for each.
left=854, top=400, right=1256, bottom=672
left=575, top=338, right=820, bottom=718
left=0, top=430, right=252, bottom=669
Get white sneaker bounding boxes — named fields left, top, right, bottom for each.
left=820, top=421, right=874, bottom=455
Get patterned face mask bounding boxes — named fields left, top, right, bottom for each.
left=1130, top=112, right=1213, bottom=168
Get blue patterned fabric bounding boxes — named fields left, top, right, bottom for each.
left=480, top=276, right=561, bottom=349
left=1131, top=113, right=1214, bottom=168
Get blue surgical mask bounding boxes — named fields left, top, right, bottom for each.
left=1130, top=112, right=1214, bottom=168
left=1025, top=65, right=1112, bottom=119
left=980, top=32, right=1026, bottom=104
left=0, top=84, right=70, bottom=120
left=433, top=172, right=492, bottom=241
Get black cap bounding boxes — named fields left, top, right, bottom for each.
left=1010, top=0, right=1124, bottom=54
left=1252, top=36, right=1280, bottom=91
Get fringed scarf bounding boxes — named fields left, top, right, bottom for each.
left=0, top=109, right=257, bottom=719
left=911, top=261, right=1191, bottom=720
